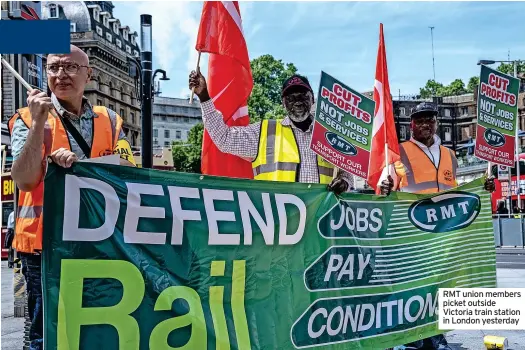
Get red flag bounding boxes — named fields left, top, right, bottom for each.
left=368, top=23, right=400, bottom=193
left=195, top=1, right=254, bottom=178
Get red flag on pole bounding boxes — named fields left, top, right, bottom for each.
left=368, top=23, right=400, bottom=193
left=195, top=1, right=254, bottom=178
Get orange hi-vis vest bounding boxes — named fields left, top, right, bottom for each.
left=396, top=141, right=458, bottom=194
left=8, top=106, right=122, bottom=253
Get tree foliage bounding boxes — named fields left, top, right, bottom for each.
left=497, top=62, right=525, bottom=76
left=467, top=76, right=480, bottom=93
left=171, top=123, right=203, bottom=173
left=419, top=77, right=478, bottom=98
left=419, top=79, right=445, bottom=98
left=248, top=54, right=298, bottom=122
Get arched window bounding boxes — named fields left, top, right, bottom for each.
left=49, top=4, right=58, bottom=18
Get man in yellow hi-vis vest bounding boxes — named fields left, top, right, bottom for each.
left=381, top=102, right=495, bottom=350
left=189, top=70, right=354, bottom=192
left=9, top=45, right=135, bottom=349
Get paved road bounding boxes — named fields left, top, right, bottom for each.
left=1, top=261, right=524, bottom=350
left=496, top=251, right=525, bottom=269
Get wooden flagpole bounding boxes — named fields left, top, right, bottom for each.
left=189, top=51, right=202, bottom=104
left=1, top=58, right=33, bottom=91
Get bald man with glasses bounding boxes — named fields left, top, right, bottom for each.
left=8, top=45, right=135, bottom=350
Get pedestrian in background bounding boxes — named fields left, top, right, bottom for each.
left=5, top=211, right=15, bottom=268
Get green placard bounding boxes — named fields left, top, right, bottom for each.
left=310, top=72, right=375, bottom=179
left=43, top=163, right=496, bottom=349
left=474, top=65, right=520, bottom=167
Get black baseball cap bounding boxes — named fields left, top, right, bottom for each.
left=281, top=74, right=313, bottom=96
left=410, top=102, right=438, bottom=119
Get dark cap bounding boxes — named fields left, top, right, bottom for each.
left=410, top=102, right=438, bottom=119
left=282, top=74, right=313, bottom=96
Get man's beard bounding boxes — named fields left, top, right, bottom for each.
left=287, top=102, right=311, bottom=122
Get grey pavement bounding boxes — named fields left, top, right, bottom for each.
left=1, top=261, right=525, bottom=350
left=1, top=262, right=24, bottom=350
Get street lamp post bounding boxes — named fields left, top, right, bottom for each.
left=127, top=55, right=170, bottom=169
left=153, top=69, right=169, bottom=97
left=141, top=14, right=153, bottom=169
left=478, top=59, right=523, bottom=208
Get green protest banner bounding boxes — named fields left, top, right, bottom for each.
left=474, top=64, right=520, bottom=167
left=43, top=163, right=496, bottom=349
left=310, top=71, right=375, bottom=179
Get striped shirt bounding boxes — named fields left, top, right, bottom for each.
left=201, top=100, right=354, bottom=187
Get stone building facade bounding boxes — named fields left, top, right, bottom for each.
left=153, top=97, right=202, bottom=147
left=41, top=1, right=142, bottom=147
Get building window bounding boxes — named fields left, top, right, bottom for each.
left=93, top=9, right=100, bottom=21
left=96, top=26, right=103, bottom=36
left=444, top=127, right=452, bottom=142
left=164, top=130, right=170, bottom=138
left=113, top=22, right=119, bottom=34
left=70, top=22, right=76, bottom=32
left=154, top=129, right=158, bottom=137
left=123, top=30, right=129, bottom=41
left=399, top=107, right=405, bottom=116
left=161, top=116, right=167, bottom=121
left=461, top=107, right=468, bottom=115
left=103, top=15, right=109, bottom=27
left=399, top=125, right=406, bottom=140
left=116, top=39, right=122, bottom=48
left=444, top=108, right=451, bottom=117
left=462, top=127, right=471, bottom=140
left=133, top=50, right=139, bottom=58
left=131, top=112, right=135, bottom=124
left=106, top=33, right=112, bottom=43
left=120, top=108, right=125, bottom=119
left=131, top=35, right=136, bottom=45
left=154, top=140, right=158, bottom=146
left=108, top=104, right=114, bottom=111
left=97, top=99, right=103, bottom=106
left=164, top=141, right=170, bottom=147
left=126, top=45, right=131, bottom=54
left=49, top=4, right=58, bottom=18
left=176, top=130, right=181, bottom=139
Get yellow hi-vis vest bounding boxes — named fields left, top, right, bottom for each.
left=396, top=141, right=458, bottom=194
left=252, top=119, right=334, bottom=183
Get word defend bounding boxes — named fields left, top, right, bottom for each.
left=474, top=65, right=520, bottom=167
left=439, top=288, right=525, bottom=330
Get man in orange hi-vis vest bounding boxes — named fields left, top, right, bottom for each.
left=380, top=102, right=495, bottom=350
left=9, top=45, right=135, bottom=349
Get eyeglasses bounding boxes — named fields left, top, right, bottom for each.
left=46, top=63, right=89, bottom=75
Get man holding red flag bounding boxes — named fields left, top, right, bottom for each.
left=190, top=71, right=353, bottom=192
left=191, top=1, right=352, bottom=192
